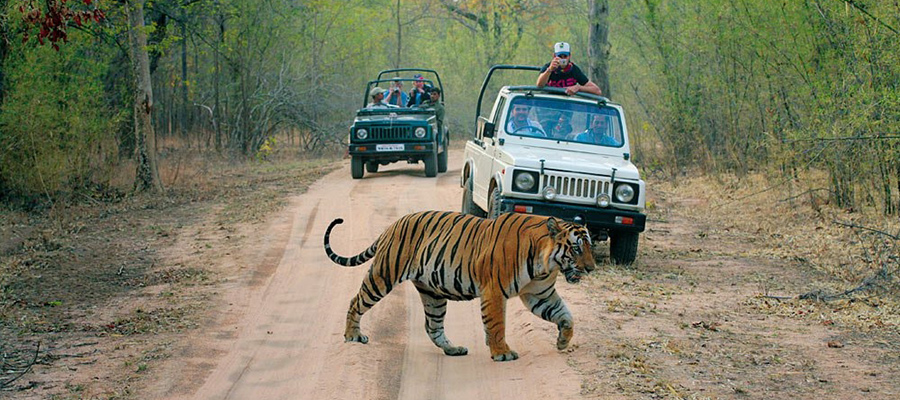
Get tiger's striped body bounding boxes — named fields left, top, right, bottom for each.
left=323, top=210, right=596, bottom=361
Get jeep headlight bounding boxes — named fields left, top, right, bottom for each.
left=596, top=193, right=611, bottom=207
left=512, top=171, right=538, bottom=193
left=614, top=183, right=636, bottom=203
left=542, top=186, right=557, bottom=200
left=356, top=128, right=368, bottom=140
left=415, top=127, right=427, bottom=138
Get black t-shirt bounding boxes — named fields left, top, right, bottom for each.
left=539, top=63, right=589, bottom=88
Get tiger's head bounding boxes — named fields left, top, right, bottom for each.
left=546, top=217, right=597, bottom=283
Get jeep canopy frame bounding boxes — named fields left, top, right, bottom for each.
left=475, top=64, right=612, bottom=133
left=362, top=78, right=440, bottom=110
left=377, top=68, right=444, bottom=96
left=366, top=68, right=445, bottom=107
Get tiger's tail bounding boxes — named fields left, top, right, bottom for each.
left=324, top=218, right=378, bottom=267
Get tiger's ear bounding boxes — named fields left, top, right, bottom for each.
left=546, top=217, right=562, bottom=236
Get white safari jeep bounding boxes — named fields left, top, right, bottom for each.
left=461, top=65, right=646, bottom=264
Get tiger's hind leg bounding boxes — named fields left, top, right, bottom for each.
left=519, top=286, right=574, bottom=350
left=418, top=291, right=468, bottom=356
left=345, top=270, right=398, bottom=344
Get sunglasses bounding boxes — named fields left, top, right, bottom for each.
left=556, top=53, right=570, bottom=58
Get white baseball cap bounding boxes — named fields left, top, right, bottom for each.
left=554, top=42, right=571, bottom=56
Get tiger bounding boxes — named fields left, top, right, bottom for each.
left=323, top=210, right=596, bottom=361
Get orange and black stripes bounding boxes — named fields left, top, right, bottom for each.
left=322, top=210, right=596, bottom=361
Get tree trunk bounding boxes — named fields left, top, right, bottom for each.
left=588, top=0, right=611, bottom=97
left=0, top=0, right=9, bottom=107
left=395, top=0, right=402, bottom=68
left=214, top=8, right=224, bottom=152
left=181, top=6, right=188, bottom=138
left=126, top=0, right=163, bottom=193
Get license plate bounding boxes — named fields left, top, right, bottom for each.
left=376, top=144, right=404, bottom=151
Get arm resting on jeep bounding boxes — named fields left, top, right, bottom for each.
left=577, top=81, right=602, bottom=95
left=536, top=69, right=552, bottom=88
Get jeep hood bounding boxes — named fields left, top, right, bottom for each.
left=503, top=145, right=641, bottom=180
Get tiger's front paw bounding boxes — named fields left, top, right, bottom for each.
left=491, top=350, right=519, bottom=362
left=443, top=346, right=468, bottom=356
left=557, top=323, right=574, bottom=350
left=344, top=333, right=369, bottom=344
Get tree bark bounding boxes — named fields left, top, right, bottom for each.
left=588, top=0, right=611, bottom=97
left=126, top=0, right=164, bottom=193
left=0, top=0, right=9, bottom=108
left=395, top=0, right=402, bottom=68
left=181, top=6, right=188, bottom=138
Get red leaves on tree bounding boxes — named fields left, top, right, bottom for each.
left=20, top=0, right=106, bottom=51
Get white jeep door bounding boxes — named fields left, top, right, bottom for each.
left=471, top=96, right=506, bottom=209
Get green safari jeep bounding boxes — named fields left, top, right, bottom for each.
left=347, top=68, right=449, bottom=179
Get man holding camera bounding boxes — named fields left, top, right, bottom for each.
left=407, top=74, right=431, bottom=107
left=536, top=42, right=602, bottom=96
left=385, top=78, right=409, bottom=107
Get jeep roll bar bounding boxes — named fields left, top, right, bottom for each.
left=475, top=65, right=613, bottom=133
left=475, top=65, right=539, bottom=131
left=376, top=68, right=445, bottom=100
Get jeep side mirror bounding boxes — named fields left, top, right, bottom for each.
left=483, top=122, right=496, bottom=139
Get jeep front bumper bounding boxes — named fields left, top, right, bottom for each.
left=349, top=142, right=435, bottom=159
left=498, top=198, right=646, bottom=233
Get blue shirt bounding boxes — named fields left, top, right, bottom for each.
left=574, top=129, right=619, bottom=146
left=385, top=90, right=408, bottom=107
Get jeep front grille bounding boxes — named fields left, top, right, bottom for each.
left=542, top=174, right=610, bottom=200
left=367, top=126, right=414, bottom=140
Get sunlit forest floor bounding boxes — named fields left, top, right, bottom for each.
left=1, top=143, right=898, bottom=398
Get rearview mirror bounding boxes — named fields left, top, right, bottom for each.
left=483, top=122, right=496, bottom=139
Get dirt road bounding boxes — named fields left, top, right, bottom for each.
left=135, top=155, right=899, bottom=400
left=157, top=156, right=584, bottom=399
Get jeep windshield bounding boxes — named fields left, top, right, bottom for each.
left=362, top=77, right=437, bottom=110
left=504, top=96, right=624, bottom=148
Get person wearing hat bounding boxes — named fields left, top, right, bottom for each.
left=536, top=41, right=602, bottom=96
left=407, top=73, right=431, bottom=107
left=385, top=77, right=409, bottom=107
left=367, top=86, right=388, bottom=108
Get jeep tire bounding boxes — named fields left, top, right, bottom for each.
left=461, top=176, right=487, bottom=217
left=366, top=161, right=379, bottom=173
left=351, top=157, right=364, bottom=179
left=487, top=186, right=503, bottom=219
left=437, top=149, right=448, bottom=173
left=609, top=231, right=639, bottom=265
left=424, top=152, right=438, bottom=177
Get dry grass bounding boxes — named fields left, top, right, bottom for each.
left=656, top=171, right=900, bottom=331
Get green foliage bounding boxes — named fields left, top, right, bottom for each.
left=1, top=0, right=897, bottom=215
left=613, top=0, right=900, bottom=213
left=0, top=34, right=121, bottom=201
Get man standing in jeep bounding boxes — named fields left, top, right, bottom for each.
left=536, top=42, right=603, bottom=96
